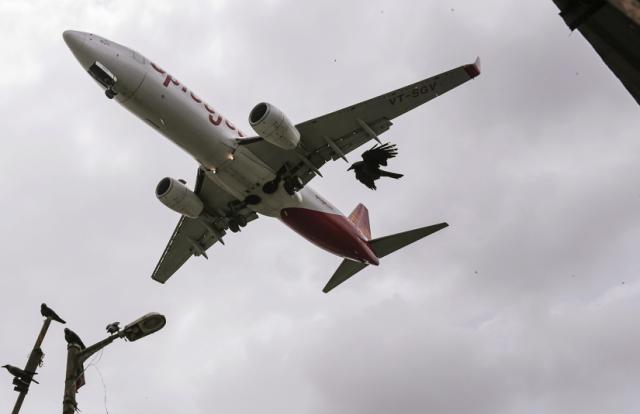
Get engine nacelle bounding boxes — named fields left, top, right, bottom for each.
left=155, top=177, right=203, bottom=218
left=249, top=102, right=300, bottom=150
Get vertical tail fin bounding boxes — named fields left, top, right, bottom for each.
left=348, top=203, right=371, bottom=240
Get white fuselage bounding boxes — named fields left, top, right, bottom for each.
left=120, top=58, right=326, bottom=218
left=66, top=31, right=339, bottom=218
left=64, top=30, right=380, bottom=265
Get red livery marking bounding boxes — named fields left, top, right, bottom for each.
left=150, top=62, right=165, bottom=74
left=348, top=203, right=371, bottom=240
left=280, top=207, right=379, bottom=265
left=464, top=63, right=480, bottom=79
left=151, top=61, right=243, bottom=136
left=163, top=75, right=180, bottom=87
left=209, top=114, right=222, bottom=125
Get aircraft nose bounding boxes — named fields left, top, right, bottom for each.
left=62, top=30, right=93, bottom=68
left=63, top=30, right=86, bottom=50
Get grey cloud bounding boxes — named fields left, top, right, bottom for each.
left=1, top=1, right=639, bottom=413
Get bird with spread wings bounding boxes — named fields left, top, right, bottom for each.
left=348, top=143, right=403, bottom=190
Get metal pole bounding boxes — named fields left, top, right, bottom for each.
left=58, top=313, right=165, bottom=413
left=62, top=343, right=81, bottom=414
left=12, top=393, right=27, bottom=414
left=11, top=317, right=52, bottom=414
left=62, top=334, right=120, bottom=414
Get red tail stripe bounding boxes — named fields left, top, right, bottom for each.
left=348, top=203, right=371, bottom=240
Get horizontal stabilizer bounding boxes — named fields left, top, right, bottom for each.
left=323, top=259, right=368, bottom=293
left=368, top=222, right=449, bottom=258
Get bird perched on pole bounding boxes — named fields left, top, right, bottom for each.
left=41, top=303, right=66, bottom=324
left=2, top=365, right=39, bottom=383
left=64, top=328, right=86, bottom=349
left=348, top=143, right=403, bottom=190
left=105, top=322, right=120, bottom=335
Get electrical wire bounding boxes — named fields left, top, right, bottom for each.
left=82, top=349, right=109, bottom=414
left=90, top=364, right=109, bottom=414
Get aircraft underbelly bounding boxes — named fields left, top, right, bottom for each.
left=280, top=206, right=379, bottom=265
left=122, top=73, right=234, bottom=169
left=209, top=147, right=307, bottom=217
left=119, top=57, right=368, bottom=258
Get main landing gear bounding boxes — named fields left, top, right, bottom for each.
left=225, top=195, right=260, bottom=233
left=227, top=215, right=247, bottom=233
left=262, top=168, right=304, bottom=196
left=283, top=176, right=304, bottom=195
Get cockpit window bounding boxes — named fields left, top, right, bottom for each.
left=88, top=61, right=117, bottom=90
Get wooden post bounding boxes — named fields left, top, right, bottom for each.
left=62, top=343, right=81, bottom=414
left=11, top=317, right=52, bottom=414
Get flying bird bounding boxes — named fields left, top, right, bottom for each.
left=41, top=303, right=66, bottom=324
left=105, top=322, right=120, bottom=335
left=64, top=328, right=86, bottom=349
left=348, top=143, right=403, bottom=190
left=2, top=365, right=39, bottom=383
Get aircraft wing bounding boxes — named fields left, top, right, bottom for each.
left=241, top=58, right=480, bottom=185
left=151, top=168, right=258, bottom=283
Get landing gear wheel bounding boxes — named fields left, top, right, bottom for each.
left=228, top=220, right=240, bottom=233
left=105, top=89, right=116, bottom=99
left=284, top=180, right=296, bottom=195
left=284, top=177, right=304, bottom=195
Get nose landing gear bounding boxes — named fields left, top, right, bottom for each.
left=88, top=61, right=118, bottom=100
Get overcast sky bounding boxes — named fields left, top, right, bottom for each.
left=1, top=1, right=640, bottom=413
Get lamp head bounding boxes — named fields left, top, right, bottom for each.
left=122, top=313, right=166, bottom=342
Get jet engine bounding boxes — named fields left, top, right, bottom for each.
left=249, top=102, right=300, bottom=150
left=155, top=177, right=203, bottom=218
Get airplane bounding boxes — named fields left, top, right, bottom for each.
left=63, top=30, right=480, bottom=293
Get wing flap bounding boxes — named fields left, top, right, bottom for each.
left=151, top=216, right=223, bottom=283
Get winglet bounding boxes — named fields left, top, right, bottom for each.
left=464, top=57, right=481, bottom=79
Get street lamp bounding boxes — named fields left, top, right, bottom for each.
left=122, top=312, right=166, bottom=341
left=62, top=313, right=166, bottom=414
